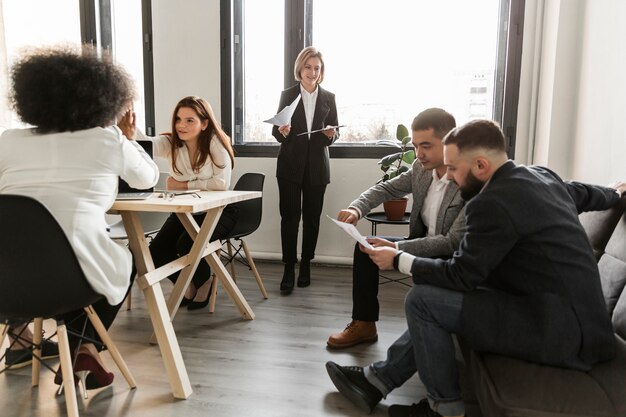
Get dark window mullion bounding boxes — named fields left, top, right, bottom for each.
left=79, top=0, right=97, bottom=46
left=500, top=0, right=525, bottom=158
left=141, top=0, right=156, bottom=136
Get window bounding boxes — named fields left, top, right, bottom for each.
left=0, top=0, right=151, bottom=134
left=223, top=0, right=524, bottom=158
left=0, top=0, right=81, bottom=131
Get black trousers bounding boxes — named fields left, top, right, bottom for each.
left=277, top=177, right=327, bottom=265
left=148, top=205, right=238, bottom=288
left=352, top=236, right=404, bottom=322
left=57, top=271, right=136, bottom=351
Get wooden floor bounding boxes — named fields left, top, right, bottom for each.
left=0, top=261, right=428, bottom=417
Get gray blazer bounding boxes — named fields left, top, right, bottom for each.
left=350, top=160, right=465, bottom=258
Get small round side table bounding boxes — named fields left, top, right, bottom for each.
left=363, top=211, right=411, bottom=236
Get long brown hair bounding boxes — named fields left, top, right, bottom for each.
left=168, top=96, right=235, bottom=175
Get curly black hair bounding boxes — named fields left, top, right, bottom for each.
left=9, top=44, right=136, bottom=133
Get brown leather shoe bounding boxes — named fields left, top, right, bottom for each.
left=327, top=320, right=377, bottom=349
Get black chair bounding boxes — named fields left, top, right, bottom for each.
left=0, top=194, right=136, bottom=417
left=211, top=173, right=267, bottom=311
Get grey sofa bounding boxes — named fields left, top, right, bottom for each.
left=460, top=195, right=626, bottom=417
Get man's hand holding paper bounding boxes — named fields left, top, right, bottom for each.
left=327, top=215, right=372, bottom=250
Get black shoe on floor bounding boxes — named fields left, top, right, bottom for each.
left=388, top=399, right=444, bottom=417
left=325, top=361, right=382, bottom=413
left=297, top=260, right=311, bottom=287
left=280, top=264, right=295, bottom=294
left=5, top=339, right=59, bottom=369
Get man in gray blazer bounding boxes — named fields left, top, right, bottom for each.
left=327, top=108, right=465, bottom=349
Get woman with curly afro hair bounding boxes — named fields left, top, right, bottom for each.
left=0, top=44, right=159, bottom=389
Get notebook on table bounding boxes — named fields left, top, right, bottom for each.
left=117, top=140, right=155, bottom=200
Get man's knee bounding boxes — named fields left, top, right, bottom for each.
left=404, top=285, right=444, bottom=320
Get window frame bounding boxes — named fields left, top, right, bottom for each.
left=222, top=0, right=525, bottom=159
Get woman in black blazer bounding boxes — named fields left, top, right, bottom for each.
left=271, top=46, right=339, bottom=295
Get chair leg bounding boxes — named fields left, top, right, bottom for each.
left=241, top=240, right=268, bottom=299
left=209, top=274, right=218, bottom=313
left=125, top=275, right=135, bottom=311
left=57, top=322, right=79, bottom=417
left=227, top=240, right=236, bottom=282
left=83, top=306, right=137, bottom=389
left=32, top=318, right=43, bottom=387
left=0, top=322, right=8, bottom=354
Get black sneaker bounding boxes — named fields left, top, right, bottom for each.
left=388, top=399, right=444, bottom=417
left=325, top=361, right=383, bottom=412
left=5, top=339, right=59, bottom=369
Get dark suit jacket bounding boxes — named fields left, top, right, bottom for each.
left=272, top=84, right=338, bottom=186
left=408, top=161, right=619, bottom=369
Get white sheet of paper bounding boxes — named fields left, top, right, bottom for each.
left=327, top=215, right=373, bottom=250
left=263, top=95, right=301, bottom=126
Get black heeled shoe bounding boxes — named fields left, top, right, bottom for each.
left=187, top=279, right=211, bottom=310
left=180, top=296, right=194, bottom=307
left=280, top=263, right=295, bottom=294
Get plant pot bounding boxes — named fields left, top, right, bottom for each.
left=383, top=198, right=408, bottom=221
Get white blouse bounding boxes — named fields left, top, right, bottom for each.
left=0, top=126, right=159, bottom=304
left=145, top=133, right=232, bottom=191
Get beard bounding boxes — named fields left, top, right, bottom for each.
left=460, top=170, right=485, bottom=201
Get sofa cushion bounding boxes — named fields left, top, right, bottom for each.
left=469, top=335, right=626, bottom=417
left=579, top=196, right=626, bottom=261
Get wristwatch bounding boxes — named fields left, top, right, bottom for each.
left=393, top=250, right=404, bottom=271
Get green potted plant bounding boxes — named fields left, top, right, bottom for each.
left=377, top=124, right=415, bottom=220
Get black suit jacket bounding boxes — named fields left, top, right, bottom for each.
left=408, top=161, right=619, bottom=369
left=272, top=84, right=338, bottom=186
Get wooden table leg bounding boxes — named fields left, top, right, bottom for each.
left=122, top=211, right=192, bottom=399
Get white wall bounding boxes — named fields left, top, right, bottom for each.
left=516, top=0, right=626, bottom=184
left=571, top=0, right=626, bottom=183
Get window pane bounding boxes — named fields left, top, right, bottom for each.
left=313, top=0, right=500, bottom=143
left=242, top=0, right=284, bottom=143
left=0, top=0, right=81, bottom=131
left=111, top=0, right=146, bottom=131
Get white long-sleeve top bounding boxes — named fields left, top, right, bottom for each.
left=146, top=133, right=232, bottom=190
left=0, top=126, right=159, bottom=304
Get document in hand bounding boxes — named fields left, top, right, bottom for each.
left=263, top=95, right=301, bottom=126
left=327, top=215, right=373, bottom=250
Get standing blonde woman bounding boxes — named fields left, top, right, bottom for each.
left=272, top=46, right=340, bottom=294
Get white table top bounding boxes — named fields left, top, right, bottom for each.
left=111, top=190, right=262, bottom=213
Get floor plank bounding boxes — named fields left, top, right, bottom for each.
left=1, top=261, right=427, bottom=417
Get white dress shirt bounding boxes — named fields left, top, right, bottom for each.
left=420, top=169, right=450, bottom=237
left=300, top=84, right=318, bottom=139
left=0, top=126, right=159, bottom=304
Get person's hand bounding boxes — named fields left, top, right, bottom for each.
left=609, top=181, right=626, bottom=196
left=278, top=125, right=291, bottom=138
left=322, top=125, right=336, bottom=140
left=337, top=208, right=359, bottom=225
left=166, top=176, right=188, bottom=190
left=360, top=245, right=398, bottom=270
left=367, top=237, right=395, bottom=248
left=117, top=108, right=136, bottom=140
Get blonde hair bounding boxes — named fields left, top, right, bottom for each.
left=293, top=46, right=325, bottom=84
